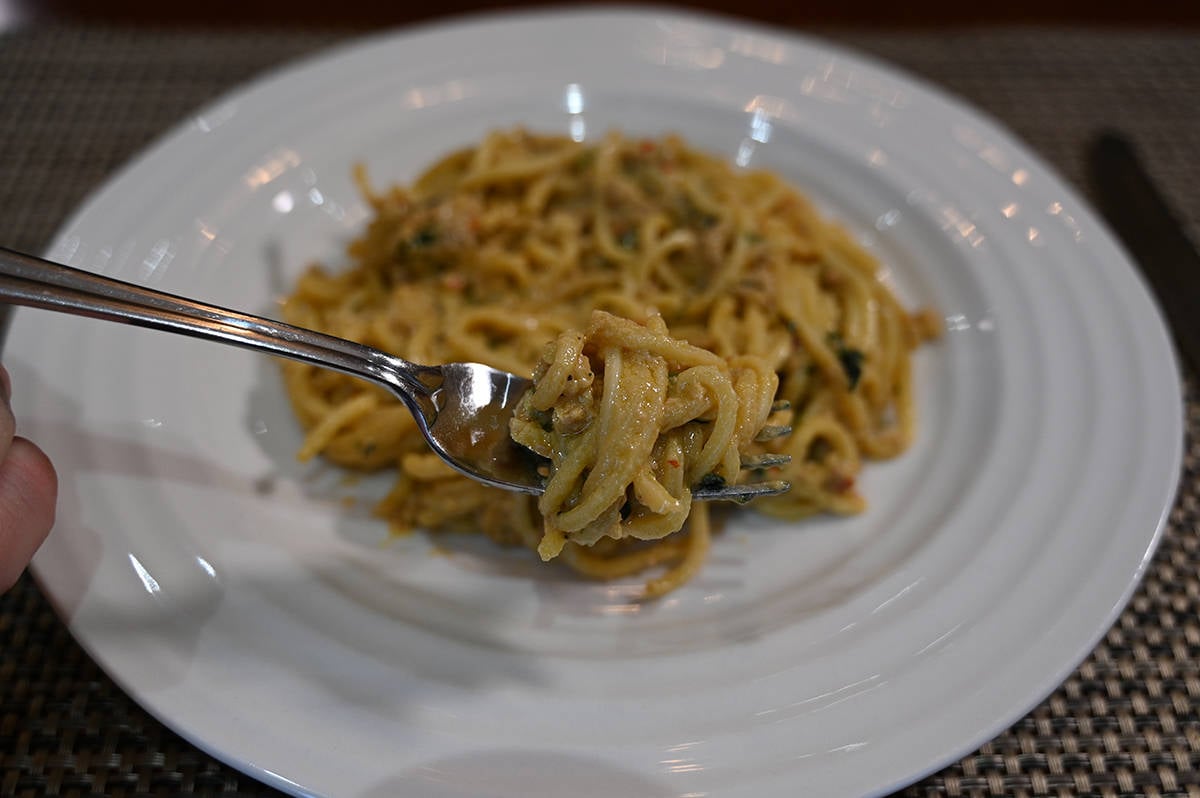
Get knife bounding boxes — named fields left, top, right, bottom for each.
left=1089, top=130, right=1200, bottom=377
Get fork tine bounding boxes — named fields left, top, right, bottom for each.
left=754, top=424, right=792, bottom=442
left=693, top=479, right=791, bottom=503
left=688, top=454, right=792, bottom=503
left=741, top=453, right=791, bottom=470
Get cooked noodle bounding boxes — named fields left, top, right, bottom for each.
left=280, top=128, right=939, bottom=598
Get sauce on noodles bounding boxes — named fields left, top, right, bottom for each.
left=280, top=128, right=939, bottom=598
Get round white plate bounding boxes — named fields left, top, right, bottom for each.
left=12, top=8, right=1182, bottom=797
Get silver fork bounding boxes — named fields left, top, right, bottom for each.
left=0, top=247, right=790, bottom=502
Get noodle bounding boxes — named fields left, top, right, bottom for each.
left=280, top=128, right=939, bottom=597
left=509, top=310, right=774, bottom=563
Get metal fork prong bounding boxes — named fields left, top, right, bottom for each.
left=755, top=424, right=792, bottom=442
left=693, top=480, right=791, bottom=503
left=770, top=399, right=792, bottom=412
left=740, top=453, right=792, bottom=469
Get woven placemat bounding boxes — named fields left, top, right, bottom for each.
left=1, top=21, right=1198, bottom=797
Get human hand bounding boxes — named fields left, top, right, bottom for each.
left=0, top=365, right=57, bottom=592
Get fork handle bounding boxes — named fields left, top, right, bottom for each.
left=0, top=246, right=437, bottom=404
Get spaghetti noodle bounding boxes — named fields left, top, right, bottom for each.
left=280, top=128, right=939, bottom=597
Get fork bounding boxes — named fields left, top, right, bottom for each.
left=0, top=247, right=790, bottom=502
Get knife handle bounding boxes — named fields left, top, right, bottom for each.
left=1089, top=130, right=1200, bottom=377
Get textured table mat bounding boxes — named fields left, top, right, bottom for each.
left=1, top=21, right=1198, bottom=797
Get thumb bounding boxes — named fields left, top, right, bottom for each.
left=0, top=437, right=58, bottom=591
left=0, top=362, right=59, bottom=591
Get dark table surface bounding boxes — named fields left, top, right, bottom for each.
left=14, top=0, right=1200, bottom=29
left=2, top=9, right=1200, bottom=798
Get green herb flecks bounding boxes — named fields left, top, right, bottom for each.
left=828, top=332, right=866, bottom=390
left=409, top=226, right=439, bottom=248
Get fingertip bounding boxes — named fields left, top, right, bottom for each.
left=10, top=437, right=58, bottom=510
left=0, top=437, right=58, bottom=592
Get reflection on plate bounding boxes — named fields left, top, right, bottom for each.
left=13, top=8, right=1180, bottom=798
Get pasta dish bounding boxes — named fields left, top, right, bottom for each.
left=280, top=128, right=939, bottom=598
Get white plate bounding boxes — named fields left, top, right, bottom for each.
left=12, top=8, right=1181, bottom=797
